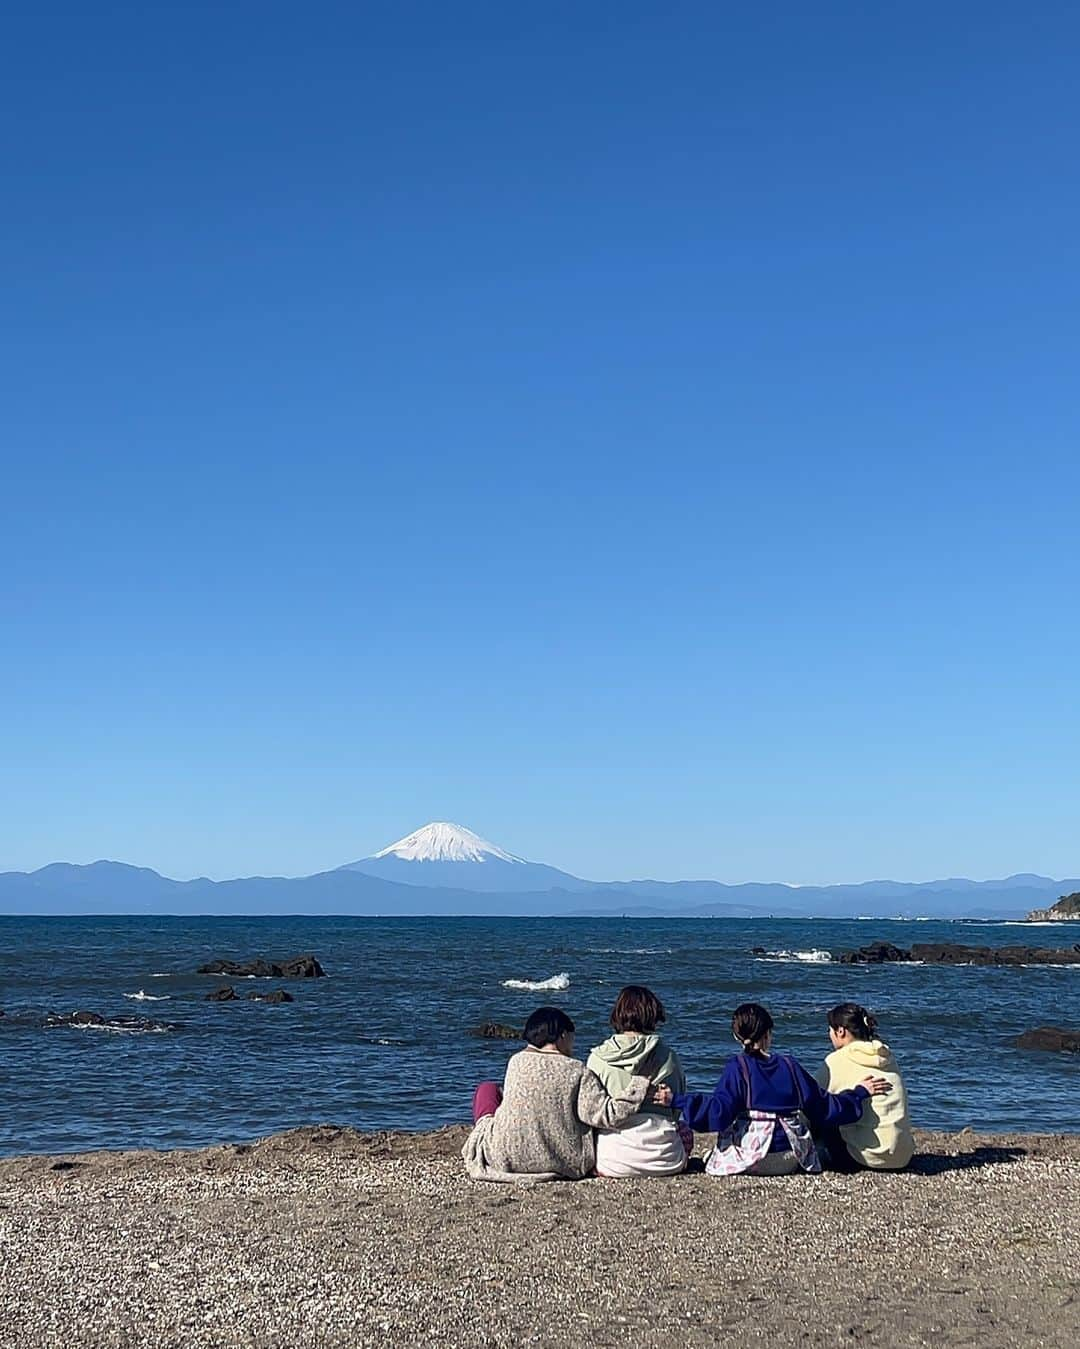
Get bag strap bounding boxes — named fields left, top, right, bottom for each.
left=736, top=1053, right=753, bottom=1111
left=782, top=1055, right=805, bottom=1112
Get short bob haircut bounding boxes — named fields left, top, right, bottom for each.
left=523, top=1006, right=576, bottom=1048
left=609, top=985, right=666, bottom=1034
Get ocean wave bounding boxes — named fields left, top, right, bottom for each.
left=501, top=972, right=571, bottom=992
left=124, top=990, right=172, bottom=1001
left=71, top=1022, right=172, bottom=1034
left=755, top=949, right=833, bottom=964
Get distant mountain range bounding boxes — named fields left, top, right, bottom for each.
left=1, top=821, right=1076, bottom=919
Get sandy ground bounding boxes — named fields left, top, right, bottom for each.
left=1, top=1125, right=1078, bottom=1349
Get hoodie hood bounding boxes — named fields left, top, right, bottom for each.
left=586, top=1032, right=686, bottom=1118
left=589, top=1032, right=664, bottom=1075
left=839, top=1038, right=896, bottom=1071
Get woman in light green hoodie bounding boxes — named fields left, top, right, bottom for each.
left=587, top=985, right=691, bottom=1177
left=815, top=1003, right=914, bottom=1170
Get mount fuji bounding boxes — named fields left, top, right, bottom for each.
left=339, top=822, right=592, bottom=894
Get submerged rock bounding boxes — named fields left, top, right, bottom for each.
left=1013, top=1027, right=1080, bottom=1053
left=246, top=989, right=294, bottom=1004
left=196, top=954, right=326, bottom=978
left=472, top=1021, right=522, bottom=1040
left=205, top=986, right=238, bottom=1001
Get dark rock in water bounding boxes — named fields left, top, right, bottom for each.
left=834, top=940, right=1080, bottom=967
left=197, top=953, right=326, bottom=978
left=750, top=947, right=767, bottom=956
left=910, top=943, right=1080, bottom=967
left=277, top=954, right=325, bottom=978
left=834, top=942, right=912, bottom=964
left=199, top=959, right=275, bottom=978
left=1013, top=1027, right=1080, bottom=1053
left=247, top=989, right=294, bottom=1004
left=472, top=1021, right=522, bottom=1040
left=205, top=985, right=238, bottom=1001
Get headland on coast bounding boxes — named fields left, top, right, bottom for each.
left=3, top=1124, right=1078, bottom=1349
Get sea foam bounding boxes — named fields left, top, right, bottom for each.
left=124, top=990, right=171, bottom=1001
left=756, top=949, right=833, bottom=964
left=501, top=972, right=571, bottom=992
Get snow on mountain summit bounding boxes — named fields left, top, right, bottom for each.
left=372, top=822, right=525, bottom=865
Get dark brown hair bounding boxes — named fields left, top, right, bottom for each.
left=732, top=1002, right=774, bottom=1055
left=827, top=1003, right=878, bottom=1041
left=523, top=1007, right=575, bottom=1048
left=610, top=985, right=666, bottom=1034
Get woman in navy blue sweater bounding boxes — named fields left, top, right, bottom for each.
left=671, top=1003, right=892, bottom=1176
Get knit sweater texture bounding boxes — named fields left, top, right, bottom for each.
left=462, top=1047, right=650, bottom=1184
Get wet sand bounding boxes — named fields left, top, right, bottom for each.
left=2, top=1125, right=1078, bottom=1347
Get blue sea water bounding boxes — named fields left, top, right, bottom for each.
left=2, top=915, right=1078, bottom=1156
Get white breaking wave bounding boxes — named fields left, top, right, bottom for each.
left=756, top=949, right=833, bottom=964
left=501, top=972, right=571, bottom=992
left=72, top=1023, right=170, bottom=1034
left=124, top=990, right=171, bottom=1001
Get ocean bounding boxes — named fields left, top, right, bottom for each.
left=3, top=914, right=1078, bottom=1156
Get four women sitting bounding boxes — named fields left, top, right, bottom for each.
left=463, top=987, right=913, bottom=1183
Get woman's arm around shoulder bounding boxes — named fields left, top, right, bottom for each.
left=576, top=1065, right=650, bottom=1129
left=793, top=1057, right=868, bottom=1129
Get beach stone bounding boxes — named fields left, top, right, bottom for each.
left=1013, top=1027, right=1080, bottom=1053
left=472, top=1022, right=521, bottom=1040
left=205, top=986, right=238, bottom=1002
left=196, top=954, right=325, bottom=978
left=246, top=990, right=294, bottom=1004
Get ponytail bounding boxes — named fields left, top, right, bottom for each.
left=732, top=1002, right=774, bottom=1055
left=827, top=1002, right=878, bottom=1041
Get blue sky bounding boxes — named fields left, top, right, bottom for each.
left=2, top=3, right=1078, bottom=883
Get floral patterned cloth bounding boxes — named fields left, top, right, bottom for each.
left=704, top=1053, right=822, bottom=1176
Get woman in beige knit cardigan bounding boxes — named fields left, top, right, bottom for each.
left=462, top=1006, right=672, bottom=1184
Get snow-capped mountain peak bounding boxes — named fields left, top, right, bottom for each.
left=372, top=822, right=524, bottom=865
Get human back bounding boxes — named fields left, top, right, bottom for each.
left=816, top=1003, right=914, bottom=1170
left=462, top=1005, right=659, bottom=1183
left=587, top=985, right=690, bottom=1177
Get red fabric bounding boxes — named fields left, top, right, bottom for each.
left=472, top=1081, right=503, bottom=1122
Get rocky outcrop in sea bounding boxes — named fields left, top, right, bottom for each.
left=836, top=940, right=1080, bottom=966
left=196, top=955, right=325, bottom=978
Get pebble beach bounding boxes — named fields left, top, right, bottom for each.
left=2, top=1125, right=1078, bottom=1348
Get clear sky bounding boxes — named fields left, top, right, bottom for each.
left=2, top=3, right=1078, bottom=884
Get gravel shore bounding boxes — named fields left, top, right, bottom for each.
left=2, top=1125, right=1078, bottom=1348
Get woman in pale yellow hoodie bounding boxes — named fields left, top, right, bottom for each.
left=815, top=1003, right=914, bottom=1170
